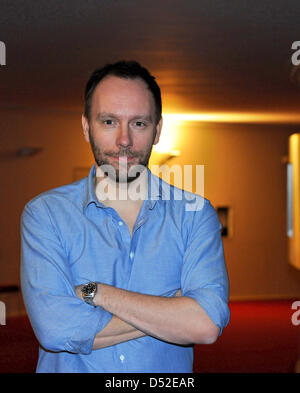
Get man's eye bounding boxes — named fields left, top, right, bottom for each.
left=134, top=121, right=146, bottom=127
left=104, top=120, right=113, bottom=125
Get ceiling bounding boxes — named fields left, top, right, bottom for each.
left=1, top=0, right=300, bottom=120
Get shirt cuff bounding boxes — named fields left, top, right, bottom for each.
left=184, top=288, right=230, bottom=336
left=64, top=305, right=112, bottom=354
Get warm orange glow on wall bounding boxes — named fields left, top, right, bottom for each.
left=152, top=111, right=300, bottom=167
left=153, top=111, right=300, bottom=162
left=288, top=133, right=300, bottom=270
left=153, top=115, right=182, bottom=155
left=161, top=112, right=300, bottom=124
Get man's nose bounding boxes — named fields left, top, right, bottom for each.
left=116, top=123, right=132, bottom=148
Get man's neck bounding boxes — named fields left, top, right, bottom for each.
left=94, top=165, right=148, bottom=210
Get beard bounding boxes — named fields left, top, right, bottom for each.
left=89, top=129, right=154, bottom=183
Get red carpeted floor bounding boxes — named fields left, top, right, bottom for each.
left=0, top=299, right=299, bottom=373
left=194, top=299, right=300, bottom=373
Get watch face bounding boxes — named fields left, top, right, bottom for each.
left=82, top=282, right=97, bottom=296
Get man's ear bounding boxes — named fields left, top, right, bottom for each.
left=153, top=117, right=163, bottom=145
left=82, top=114, right=90, bottom=143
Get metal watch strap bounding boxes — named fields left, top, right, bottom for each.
left=84, top=295, right=96, bottom=307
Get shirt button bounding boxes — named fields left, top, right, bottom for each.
left=129, top=251, right=134, bottom=260
left=120, top=354, right=125, bottom=363
left=118, top=221, right=123, bottom=226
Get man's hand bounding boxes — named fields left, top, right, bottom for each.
left=75, top=284, right=84, bottom=300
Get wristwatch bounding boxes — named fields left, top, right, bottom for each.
left=81, top=282, right=98, bottom=307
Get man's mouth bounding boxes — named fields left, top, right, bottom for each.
left=110, top=156, right=134, bottom=162
left=106, top=151, right=138, bottom=161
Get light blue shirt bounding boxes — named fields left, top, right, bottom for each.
left=20, top=165, right=230, bottom=373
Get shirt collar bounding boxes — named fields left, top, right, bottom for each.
left=82, top=164, right=164, bottom=211
left=83, top=165, right=100, bottom=210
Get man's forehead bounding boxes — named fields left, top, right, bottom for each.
left=91, top=76, right=155, bottom=115
left=94, top=75, right=149, bottom=94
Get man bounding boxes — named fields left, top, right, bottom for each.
left=21, top=61, right=230, bottom=373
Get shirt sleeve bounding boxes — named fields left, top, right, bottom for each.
left=181, top=198, right=230, bottom=335
left=20, top=200, right=112, bottom=354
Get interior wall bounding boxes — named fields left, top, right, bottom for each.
left=168, top=121, right=300, bottom=300
left=0, top=109, right=93, bottom=299
left=1, top=110, right=300, bottom=317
